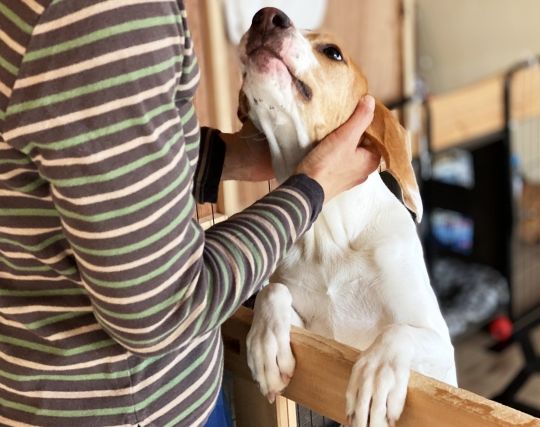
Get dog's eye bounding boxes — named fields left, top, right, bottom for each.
left=322, top=45, right=343, bottom=62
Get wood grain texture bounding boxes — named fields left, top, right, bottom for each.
left=223, top=307, right=540, bottom=427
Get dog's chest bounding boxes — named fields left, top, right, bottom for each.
left=273, top=229, right=388, bottom=350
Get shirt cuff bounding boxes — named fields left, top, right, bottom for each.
left=194, top=127, right=226, bottom=203
left=281, top=174, right=325, bottom=224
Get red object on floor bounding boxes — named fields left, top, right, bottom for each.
left=489, top=315, right=514, bottom=341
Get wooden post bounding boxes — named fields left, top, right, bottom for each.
left=223, top=307, right=540, bottom=427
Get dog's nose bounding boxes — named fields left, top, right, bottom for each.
left=251, top=7, right=292, bottom=32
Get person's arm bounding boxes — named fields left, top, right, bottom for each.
left=194, top=120, right=274, bottom=203
left=3, top=1, right=324, bottom=357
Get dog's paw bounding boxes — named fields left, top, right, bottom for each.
left=345, top=331, right=413, bottom=427
left=246, top=283, right=297, bottom=402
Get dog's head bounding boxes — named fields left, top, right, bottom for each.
left=239, top=7, right=422, bottom=222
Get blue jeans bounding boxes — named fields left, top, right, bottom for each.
left=204, top=388, right=233, bottom=427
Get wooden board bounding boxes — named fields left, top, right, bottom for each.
left=321, top=0, right=404, bottom=102
left=429, top=65, right=540, bottom=152
left=223, top=307, right=540, bottom=427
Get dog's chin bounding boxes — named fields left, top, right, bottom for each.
left=246, top=48, right=312, bottom=102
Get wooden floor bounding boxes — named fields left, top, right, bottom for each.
left=455, top=324, right=540, bottom=411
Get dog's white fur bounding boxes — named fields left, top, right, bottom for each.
left=240, top=12, right=457, bottom=427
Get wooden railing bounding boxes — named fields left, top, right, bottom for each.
left=223, top=307, right=540, bottom=427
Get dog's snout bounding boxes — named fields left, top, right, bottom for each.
left=251, top=7, right=292, bottom=32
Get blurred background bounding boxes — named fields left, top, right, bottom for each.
left=185, top=0, right=540, bottom=423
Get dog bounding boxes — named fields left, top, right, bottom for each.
left=239, top=8, right=457, bottom=427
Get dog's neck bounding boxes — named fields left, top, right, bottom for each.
left=251, top=103, right=312, bottom=183
left=253, top=108, right=383, bottom=243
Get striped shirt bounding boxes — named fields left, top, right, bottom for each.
left=0, top=1, right=323, bottom=426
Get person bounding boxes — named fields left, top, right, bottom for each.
left=0, top=1, right=379, bottom=426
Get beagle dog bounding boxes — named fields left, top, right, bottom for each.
left=241, top=8, right=457, bottom=427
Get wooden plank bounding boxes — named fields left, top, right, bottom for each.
left=429, top=65, right=540, bottom=152
left=429, top=75, right=504, bottom=152
left=223, top=307, right=540, bottom=427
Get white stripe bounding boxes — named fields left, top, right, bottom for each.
left=0, top=349, right=128, bottom=371
left=0, top=80, right=12, bottom=98
left=1, top=305, right=92, bottom=315
left=0, top=414, right=38, bottom=427
left=206, top=239, right=243, bottom=304
left=45, top=324, right=102, bottom=341
left=0, top=226, right=61, bottom=236
left=21, top=0, right=45, bottom=14
left=96, top=298, right=205, bottom=354
left=52, top=140, right=186, bottom=206
left=85, top=245, right=202, bottom=311
left=176, top=67, right=200, bottom=91
left=257, top=202, right=297, bottom=241
left=69, top=201, right=192, bottom=272
left=139, top=334, right=220, bottom=426
left=0, top=189, right=52, bottom=200
left=0, top=167, right=35, bottom=179
left=0, top=272, right=69, bottom=282
left=0, top=29, right=24, bottom=55
left=33, top=0, right=174, bottom=35
left=15, top=36, right=182, bottom=89
left=36, top=116, right=180, bottom=167
left=4, top=72, right=179, bottom=141
left=0, top=141, right=12, bottom=150
left=0, top=332, right=210, bottom=399
left=0, top=249, right=70, bottom=264
left=60, top=175, right=189, bottom=245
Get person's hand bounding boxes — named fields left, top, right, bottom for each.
left=221, top=121, right=274, bottom=181
left=296, top=95, right=380, bottom=202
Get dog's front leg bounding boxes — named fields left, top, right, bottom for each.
left=246, top=282, right=304, bottom=403
left=345, top=323, right=455, bottom=427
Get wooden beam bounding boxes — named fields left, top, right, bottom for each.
left=429, top=65, right=540, bottom=152
left=223, top=307, right=540, bottom=427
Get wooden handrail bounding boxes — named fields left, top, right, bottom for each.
left=223, top=307, right=540, bottom=427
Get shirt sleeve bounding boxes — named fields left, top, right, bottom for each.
left=3, top=0, right=323, bottom=357
left=193, top=127, right=225, bottom=203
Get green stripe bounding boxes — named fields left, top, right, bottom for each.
left=83, top=229, right=199, bottom=288
left=73, top=196, right=194, bottom=257
left=165, top=360, right=221, bottom=427
left=24, top=15, right=181, bottom=62
left=0, top=256, right=75, bottom=276
left=0, top=288, right=84, bottom=297
left=0, top=332, right=215, bottom=417
left=56, top=162, right=189, bottom=223
left=0, top=3, right=33, bottom=34
left=21, top=102, right=176, bottom=153
left=51, top=122, right=185, bottom=188
left=0, top=335, right=115, bottom=357
left=8, top=56, right=181, bottom=115
left=12, top=177, right=47, bottom=193
left=25, top=311, right=88, bottom=330
left=0, top=55, right=18, bottom=75
left=0, top=354, right=160, bottom=382
left=0, top=157, right=30, bottom=166
left=0, top=208, right=58, bottom=217
left=0, top=234, right=65, bottom=252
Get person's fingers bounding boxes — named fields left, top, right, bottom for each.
left=330, top=95, right=375, bottom=145
left=356, top=146, right=381, bottom=170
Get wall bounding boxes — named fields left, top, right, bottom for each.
left=417, top=0, right=540, bottom=94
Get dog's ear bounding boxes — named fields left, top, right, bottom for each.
left=365, top=100, right=423, bottom=222
left=237, top=89, right=249, bottom=123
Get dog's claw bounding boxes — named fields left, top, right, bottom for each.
left=267, top=392, right=276, bottom=404
left=347, top=413, right=354, bottom=426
